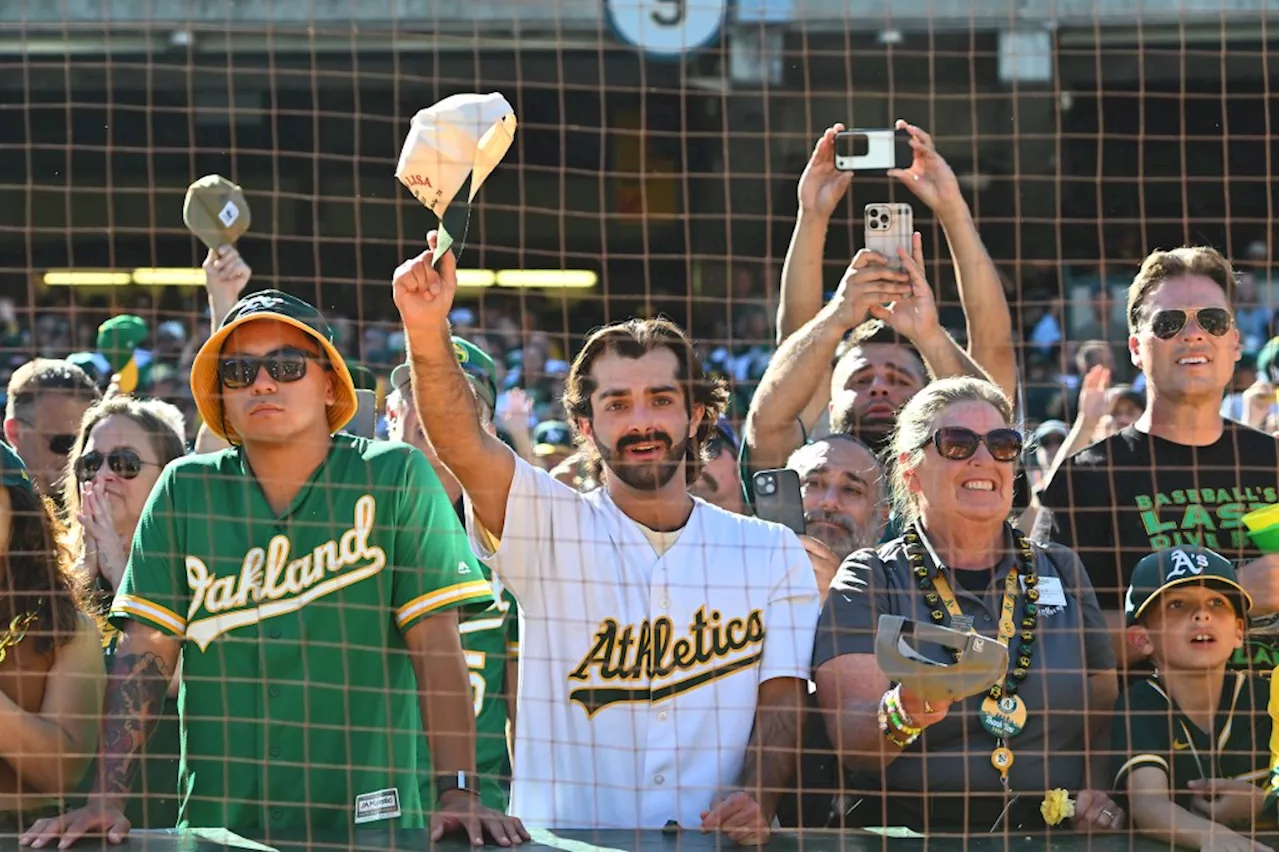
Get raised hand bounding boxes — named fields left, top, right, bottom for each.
left=887, top=119, right=966, bottom=215
left=867, top=232, right=942, bottom=343
left=203, top=246, right=251, bottom=307
left=392, top=231, right=458, bottom=330
left=78, top=481, right=130, bottom=590
left=821, top=249, right=913, bottom=332
left=798, top=123, right=854, bottom=219
left=1077, top=363, right=1112, bottom=423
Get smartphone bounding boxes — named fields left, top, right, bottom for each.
left=752, top=469, right=806, bottom=536
left=834, top=128, right=913, bottom=172
left=348, top=389, right=377, bottom=439
left=864, top=203, right=914, bottom=271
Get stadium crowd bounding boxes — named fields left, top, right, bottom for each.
left=0, top=120, right=1276, bottom=851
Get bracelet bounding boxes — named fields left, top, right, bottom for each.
left=878, top=687, right=921, bottom=749
left=885, top=684, right=922, bottom=733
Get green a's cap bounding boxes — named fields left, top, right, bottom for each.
left=1125, top=546, right=1253, bottom=626
left=190, top=290, right=357, bottom=444
left=1257, top=336, right=1279, bottom=383
left=97, top=315, right=149, bottom=373
left=0, top=442, right=38, bottom=500
left=533, top=420, right=574, bottom=457
left=390, top=336, right=497, bottom=414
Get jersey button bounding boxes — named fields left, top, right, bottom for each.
left=268, top=686, right=281, bottom=698
left=269, top=745, right=281, bottom=757
left=654, top=774, right=665, bottom=785
left=270, top=808, right=284, bottom=821
left=658, top=711, right=668, bottom=722
left=983, top=614, right=992, bottom=622
left=268, top=628, right=282, bottom=639
left=659, top=598, right=670, bottom=609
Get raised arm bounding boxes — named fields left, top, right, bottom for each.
left=744, top=250, right=912, bottom=472
left=889, top=120, right=1017, bottom=399
left=0, top=615, right=104, bottom=797
left=778, top=124, right=853, bottom=342
left=393, top=234, right=516, bottom=538
left=193, top=246, right=251, bottom=455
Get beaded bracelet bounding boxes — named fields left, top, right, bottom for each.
left=885, top=683, right=922, bottom=732
left=877, top=685, right=921, bottom=748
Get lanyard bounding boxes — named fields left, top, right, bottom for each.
left=917, top=527, right=1019, bottom=641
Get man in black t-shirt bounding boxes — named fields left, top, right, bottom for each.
left=1035, top=246, right=1279, bottom=675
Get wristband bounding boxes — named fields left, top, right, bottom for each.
left=435, top=771, right=480, bottom=802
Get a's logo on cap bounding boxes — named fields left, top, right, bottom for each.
left=1166, top=549, right=1208, bottom=580
left=237, top=294, right=286, bottom=314
left=453, top=341, right=469, bottom=364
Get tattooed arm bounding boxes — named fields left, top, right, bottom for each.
left=700, top=676, right=807, bottom=845
left=19, top=621, right=179, bottom=849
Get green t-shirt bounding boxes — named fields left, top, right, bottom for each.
left=110, top=434, right=493, bottom=833
left=1111, top=670, right=1275, bottom=817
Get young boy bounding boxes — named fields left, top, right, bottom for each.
left=1112, top=546, right=1277, bottom=851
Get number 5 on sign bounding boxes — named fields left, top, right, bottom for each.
left=605, top=0, right=727, bottom=58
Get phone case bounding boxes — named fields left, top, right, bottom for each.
left=864, top=203, right=914, bottom=271
left=752, top=469, right=806, bottom=536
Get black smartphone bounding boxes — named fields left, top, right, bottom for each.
left=752, top=468, right=806, bottom=536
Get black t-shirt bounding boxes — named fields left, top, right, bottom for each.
left=1035, top=421, right=1278, bottom=671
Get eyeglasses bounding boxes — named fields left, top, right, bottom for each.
left=1146, top=308, right=1234, bottom=340
left=74, top=448, right=161, bottom=482
left=48, top=433, right=77, bottom=455
left=218, top=347, right=329, bottom=390
left=922, top=426, right=1023, bottom=463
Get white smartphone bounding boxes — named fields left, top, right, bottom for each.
left=834, top=128, right=913, bottom=172
left=348, top=389, right=377, bottom=439
left=864, top=203, right=914, bottom=271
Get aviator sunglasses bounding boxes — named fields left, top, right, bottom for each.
left=218, top=346, right=331, bottom=390
left=921, top=426, right=1023, bottom=463
left=75, top=448, right=161, bottom=483
left=1146, top=307, right=1233, bottom=341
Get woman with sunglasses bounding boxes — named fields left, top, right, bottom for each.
left=812, top=376, right=1123, bottom=834
left=0, top=442, right=104, bottom=832
left=58, top=396, right=186, bottom=829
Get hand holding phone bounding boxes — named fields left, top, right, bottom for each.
left=864, top=203, right=914, bottom=272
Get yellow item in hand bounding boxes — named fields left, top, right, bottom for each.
left=1040, top=788, right=1075, bottom=826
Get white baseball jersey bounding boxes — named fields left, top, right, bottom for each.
left=466, top=455, right=820, bottom=829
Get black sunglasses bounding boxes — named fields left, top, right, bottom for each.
left=16, top=420, right=76, bottom=456
left=922, top=426, right=1024, bottom=463
left=75, top=448, right=161, bottom=483
left=218, top=347, right=329, bottom=390
left=1147, top=308, right=1233, bottom=341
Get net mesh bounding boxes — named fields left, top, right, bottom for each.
left=0, top=1, right=1277, bottom=848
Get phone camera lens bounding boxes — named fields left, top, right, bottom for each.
left=758, top=477, right=776, bottom=495
left=879, top=214, right=890, bottom=225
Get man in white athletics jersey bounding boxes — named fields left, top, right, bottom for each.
left=393, top=233, right=819, bottom=844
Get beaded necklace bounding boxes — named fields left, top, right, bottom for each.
left=903, top=522, right=1040, bottom=789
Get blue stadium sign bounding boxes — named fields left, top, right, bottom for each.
left=604, top=0, right=728, bottom=59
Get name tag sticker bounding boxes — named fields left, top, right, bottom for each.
left=355, top=788, right=402, bottom=824
left=1033, top=577, right=1068, bottom=608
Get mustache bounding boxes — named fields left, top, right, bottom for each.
left=804, top=509, right=854, bottom=535
left=616, top=431, right=673, bottom=452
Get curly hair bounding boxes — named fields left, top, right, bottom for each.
left=2, top=484, right=90, bottom=655
left=561, top=318, right=730, bottom=487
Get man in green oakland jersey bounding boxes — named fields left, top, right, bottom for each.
left=22, top=291, right=529, bottom=848
left=387, top=338, right=518, bottom=812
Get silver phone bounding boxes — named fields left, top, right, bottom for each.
left=864, top=203, right=914, bottom=271
left=834, top=128, right=913, bottom=172
left=348, top=389, right=377, bottom=439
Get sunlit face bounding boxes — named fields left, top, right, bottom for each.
left=906, top=400, right=1016, bottom=528
left=830, top=343, right=924, bottom=444
left=220, top=320, right=335, bottom=445
left=1130, top=584, right=1244, bottom=672
left=1130, top=276, right=1240, bottom=403
left=78, top=414, right=165, bottom=539
left=691, top=440, right=742, bottom=511
left=12, top=390, right=94, bottom=496
left=580, top=348, right=703, bottom=493
left=1107, top=397, right=1144, bottom=433
left=790, top=438, right=884, bottom=562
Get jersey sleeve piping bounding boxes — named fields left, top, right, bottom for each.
left=109, top=593, right=187, bottom=637
left=395, top=579, right=494, bottom=631
left=1114, top=754, right=1169, bottom=788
